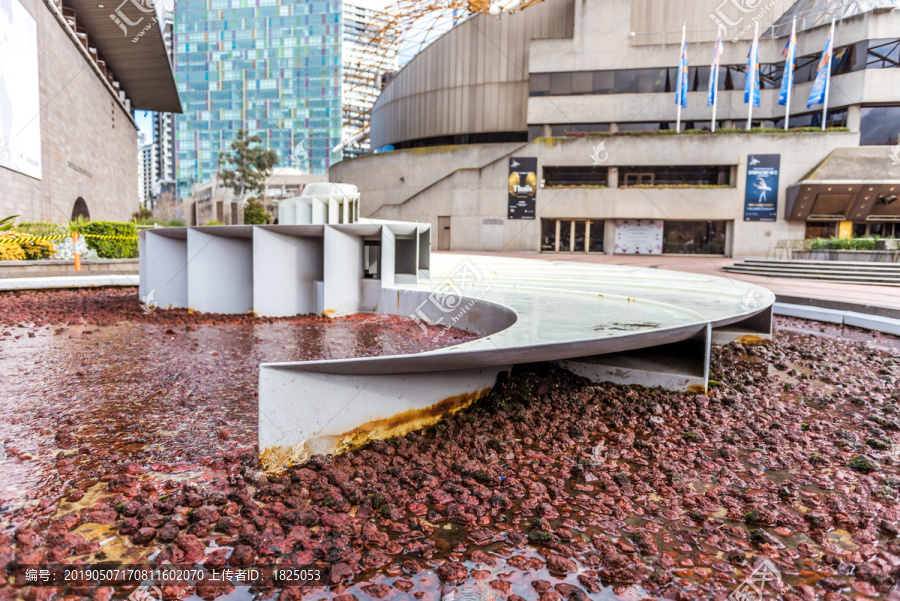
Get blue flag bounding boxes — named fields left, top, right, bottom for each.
left=676, top=34, right=688, bottom=108
left=744, top=30, right=760, bottom=108
left=807, top=20, right=834, bottom=108
left=708, top=35, right=723, bottom=107
left=779, top=21, right=797, bottom=106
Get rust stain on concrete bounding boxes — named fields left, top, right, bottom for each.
left=260, top=386, right=494, bottom=472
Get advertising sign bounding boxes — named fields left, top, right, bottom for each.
left=508, top=157, right=537, bottom=220
left=0, top=0, right=42, bottom=179
left=614, top=219, right=663, bottom=255
left=744, top=154, right=780, bottom=221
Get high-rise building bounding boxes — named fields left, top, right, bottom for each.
left=172, top=0, right=342, bottom=190
left=154, top=112, right=176, bottom=183
left=154, top=4, right=177, bottom=188
left=140, top=136, right=159, bottom=206
left=341, top=0, right=398, bottom=158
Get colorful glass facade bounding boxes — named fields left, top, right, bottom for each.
left=173, top=0, right=341, bottom=187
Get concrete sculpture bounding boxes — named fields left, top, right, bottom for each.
left=137, top=184, right=775, bottom=471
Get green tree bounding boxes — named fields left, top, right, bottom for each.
left=243, top=198, right=270, bottom=225
left=217, top=129, right=280, bottom=205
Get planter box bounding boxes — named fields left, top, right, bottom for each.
left=0, top=259, right=139, bottom=279
left=793, top=250, right=898, bottom=262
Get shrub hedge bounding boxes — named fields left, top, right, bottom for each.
left=70, top=221, right=139, bottom=259
left=0, top=232, right=56, bottom=260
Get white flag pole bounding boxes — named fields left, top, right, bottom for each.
left=747, top=22, right=758, bottom=130
left=676, top=23, right=685, bottom=134
left=784, top=16, right=796, bottom=131
left=821, top=18, right=835, bottom=131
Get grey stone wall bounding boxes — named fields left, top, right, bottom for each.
left=0, top=0, right=138, bottom=225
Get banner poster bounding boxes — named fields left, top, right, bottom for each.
left=508, top=157, right=537, bottom=219
left=744, top=154, right=780, bottom=221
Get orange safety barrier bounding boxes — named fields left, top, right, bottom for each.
left=72, top=232, right=81, bottom=271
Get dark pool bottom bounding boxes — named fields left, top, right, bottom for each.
left=1, top=289, right=900, bottom=601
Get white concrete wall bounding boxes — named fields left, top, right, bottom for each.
left=145, top=233, right=188, bottom=309
left=186, top=229, right=253, bottom=314
left=322, top=227, right=364, bottom=315
left=252, top=228, right=323, bottom=317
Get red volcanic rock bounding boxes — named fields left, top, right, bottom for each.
left=92, top=587, right=114, bottom=601
left=437, top=561, right=468, bottom=584
left=85, top=509, right=118, bottom=525
left=142, top=513, right=166, bottom=529
left=118, top=518, right=139, bottom=535
left=107, top=475, right=136, bottom=493
left=131, top=527, right=156, bottom=545
left=195, top=579, right=235, bottom=600
left=228, top=544, right=255, bottom=567
left=156, top=522, right=180, bottom=543
left=174, top=534, right=206, bottom=563
left=361, top=584, right=392, bottom=598
left=330, top=562, right=354, bottom=585
left=546, top=555, right=577, bottom=576
left=190, top=505, right=220, bottom=523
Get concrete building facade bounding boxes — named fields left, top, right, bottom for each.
left=331, top=0, right=900, bottom=257
left=1, top=0, right=179, bottom=225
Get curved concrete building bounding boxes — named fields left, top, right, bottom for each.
left=332, top=0, right=900, bottom=257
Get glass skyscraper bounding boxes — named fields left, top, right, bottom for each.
left=173, top=0, right=342, bottom=188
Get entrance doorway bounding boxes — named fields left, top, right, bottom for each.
left=71, top=198, right=90, bottom=220
left=437, top=216, right=451, bottom=251
left=541, top=219, right=604, bottom=253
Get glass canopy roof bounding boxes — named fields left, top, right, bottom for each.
left=766, top=0, right=897, bottom=37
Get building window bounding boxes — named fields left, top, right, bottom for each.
left=860, top=106, right=900, bottom=146
left=541, top=219, right=604, bottom=253
left=774, top=107, right=848, bottom=129
left=618, top=166, right=732, bottom=187
left=663, top=221, right=727, bottom=255
left=543, top=166, right=609, bottom=187
left=805, top=221, right=838, bottom=239
left=528, top=40, right=897, bottom=98
left=549, top=123, right=609, bottom=136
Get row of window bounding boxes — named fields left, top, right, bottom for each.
left=540, top=219, right=728, bottom=255
left=176, top=128, right=339, bottom=141
left=176, top=10, right=337, bottom=23
left=176, top=71, right=338, bottom=85
left=528, top=105, right=900, bottom=146
left=530, top=39, right=900, bottom=97
left=177, top=0, right=339, bottom=15
left=535, top=108, right=850, bottom=139
left=542, top=166, right=732, bottom=188
left=178, top=119, right=339, bottom=131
